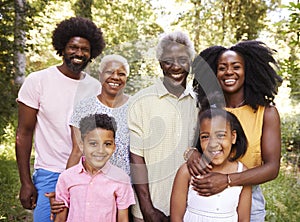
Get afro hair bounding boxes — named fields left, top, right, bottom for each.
left=52, top=17, right=106, bottom=60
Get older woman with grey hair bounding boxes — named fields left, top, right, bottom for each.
left=67, top=54, right=131, bottom=175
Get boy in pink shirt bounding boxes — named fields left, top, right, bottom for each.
left=54, top=113, right=135, bottom=222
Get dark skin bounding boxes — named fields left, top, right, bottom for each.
left=15, top=37, right=91, bottom=216
left=188, top=107, right=281, bottom=196
left=130, top=43, right=190, bottom=221
left=187, top=50, right=281, bottom=196
left=48, top=60, right=130, bottom=218
left=15, top=104, right=38, bottom=210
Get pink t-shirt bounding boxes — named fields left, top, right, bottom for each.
left=17, top=66, right=100, bottom=172
left=55, top=157, right=135, bottom=222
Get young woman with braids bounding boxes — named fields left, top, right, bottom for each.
left=186, top=40, right=282, bottom=222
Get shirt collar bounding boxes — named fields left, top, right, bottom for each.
left=156, top=77, right=196, bottom=100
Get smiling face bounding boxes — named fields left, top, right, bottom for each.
left=217, top=50, right=245, bottom=96
left=160, top=43, right=190, bottom=92
left=63, top=37, right=91, bottom=74
left=81, top=128, right=116, bottom=174
left=199, top=116, right=237, bottom=166
left=99, top=61, right=127, bottom=97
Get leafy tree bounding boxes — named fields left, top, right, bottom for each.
left=275, top=2, right=300, bottom=103
left=0, top=1, right=19, bottom=141
left=73, top=0, right=93, bottom=19
left=173, top=0, right=279, bottom=51
left=91, top=0, right=164, bottom=94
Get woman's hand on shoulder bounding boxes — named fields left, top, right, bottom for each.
left=186, top=148, right=212, bottom=177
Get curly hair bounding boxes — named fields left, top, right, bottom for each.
left=79, top=113, right=117, bottom=140
left=193, top=41, right=283, bottom=110
left=52, top=17, right=106, bottom=60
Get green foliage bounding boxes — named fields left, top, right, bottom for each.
left=224, top=0, right=269, bottom=41
left=0, top=156, right=32, bottom=221
left=262, top=169, right=300, bottom=221
left=173, top=0, right=279, bottom=51
left=280, top=113, right=300, bottom=169
left=91, top=0, right=164, bottom=94
left=72, top=0, right=93, bottom=19
left=275, top=2, right=300, bottom=103
left=0, top=1, right=19, bottom=143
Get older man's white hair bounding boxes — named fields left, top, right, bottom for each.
left=156, top=31, right=195, bottom=61
left=99, top=54, right=130, bottom=76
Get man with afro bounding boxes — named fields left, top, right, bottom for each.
left=15, top=17, right=105, bottom=222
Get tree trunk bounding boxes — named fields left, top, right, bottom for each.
left=14, top=0, right=26, bottom=85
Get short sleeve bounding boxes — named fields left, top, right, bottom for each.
left=69, top=100, right=85, bottom=128
left=55, top=173, right=70, bottom=208
left=115, top=182, right=135, bottom=210
left=69, top=96, right=96, bottom=128
left=17, top=72, right=41, bottom=109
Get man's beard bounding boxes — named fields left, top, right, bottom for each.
left=64, top=55, right=90, bottom=73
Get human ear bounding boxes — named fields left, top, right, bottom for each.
left=231, top=130, right=237, bottom=144
left=79, top=140, right=84, bottom=153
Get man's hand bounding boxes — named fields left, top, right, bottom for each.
left=191, top=172, right=228, bottom=196
left=19, top=182, right=37, bottom=210
left=186, top=149, right=212, bottom=177
left=45, top=192, right=65, bottom=221
left=142, top=207, right=170, bottom=222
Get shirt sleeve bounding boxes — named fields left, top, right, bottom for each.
left=17, top=72, right=41, bottom=109
left=69, top=101, right=84, bottom=128
left=55, top=173, right=70, bottom=208
left=115, top=181, right=136, bottom=210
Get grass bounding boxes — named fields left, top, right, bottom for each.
left=262, top=165, right=300, bottom=222
left=0, top=156, right=32, bottom=221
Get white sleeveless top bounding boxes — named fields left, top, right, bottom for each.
left=184, top=161, right=244, bottom=222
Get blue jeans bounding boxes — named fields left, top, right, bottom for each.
left=32, top=169, right=60, bottom=222
left=250, top=185, right=266, bottom=222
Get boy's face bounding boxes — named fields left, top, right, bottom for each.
left=81, top=128, right=115, bottom=174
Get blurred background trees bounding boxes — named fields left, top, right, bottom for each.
left=0, top=0, right=299, bottom=220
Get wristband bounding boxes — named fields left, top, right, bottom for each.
left=227, top=174, right=232, bottom=188
left=183, top=147, right=198, bottom=161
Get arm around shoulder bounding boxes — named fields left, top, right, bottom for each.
left=228, top=106, right=281, bottom=187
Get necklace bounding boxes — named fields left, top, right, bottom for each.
left=228, top=99, right=245, bottom=108
left=236, top=99, right=245, bottom=107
